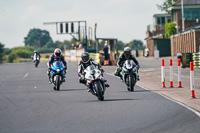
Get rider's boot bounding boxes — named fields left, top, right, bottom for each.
left=47, top=71, right=51, bottom=84
left=101, top=77, right=110, bottom=88
left=105, top=83, right=110, bottom=88
left=137, top=75, right=140, bottom=81
left=62, top=75, right=66, bottom=82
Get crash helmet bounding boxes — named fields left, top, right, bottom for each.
left=54, top=48, right=61, bottom=57
left=124, top=47, right=131, bottom=57
left=81, top=52, right=90, bottom=63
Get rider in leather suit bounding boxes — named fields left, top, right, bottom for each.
left=114, top=47, right=140, bottom=80
left=47, top=48, right=67, bottom=83
left=78, top=52, right=110, bottom=88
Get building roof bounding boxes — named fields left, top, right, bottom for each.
left=184, top=24, right=200, bottom=31
left=96, top=38, right=117, bottom=41
left=168, top=0, right=200, bottom=11
left=153, top=14, right=171, bottom=17
left=173, top=0, right=200, bottom=6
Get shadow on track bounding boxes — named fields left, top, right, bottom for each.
left=83, top=98, right=139, bottom=102
left=58, top=88, right=86, bottom=92
left=104, top=98, right=138, bottom=101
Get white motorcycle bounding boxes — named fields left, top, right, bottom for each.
left=84, top=65, right=106, bottom=101
left=32, top=54, right=40, bottom=67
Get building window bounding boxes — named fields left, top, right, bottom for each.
left=184, top=8, right=200, bottom=20
left=173, top=12, right=177, bottom=22
left=157, top=17, right=161, bottom=25
left=168, top=18, right=171, bottom=23
left=161, top=17, right=165, bottom=24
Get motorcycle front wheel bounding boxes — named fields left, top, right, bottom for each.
left=55, top=75, right=60, bottom=91
left=95, top=82, right=104, bottom=101
left=128, top=75, right=135, bottom=92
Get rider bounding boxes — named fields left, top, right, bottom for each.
left=78, top=52, right=110, bottom=90
left=32, top=50, right=40, bottom=61
left=47, top=48, right=67, bottom=83
left=114, top=47, right=140, bottom=80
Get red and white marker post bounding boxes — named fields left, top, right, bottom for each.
left=178, top=59, right=182, bottom=87
left=169, top=59, right=173, bottom=87
left=190, top=62, right=196, bottom=98
left=161, top=59, right=165, bottom=87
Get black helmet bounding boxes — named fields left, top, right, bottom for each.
left=124, top=47, right=131, bottom=57
left=54, top=48, right=61, bottom=57
left=81, top=52, right=90, bottom=63
left=34, top=50, right=37, bottom=53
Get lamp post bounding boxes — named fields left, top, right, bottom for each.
left=181, top=0, right=185, bottom=31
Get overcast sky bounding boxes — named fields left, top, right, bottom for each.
left=0, top=0, right=164, bottom=48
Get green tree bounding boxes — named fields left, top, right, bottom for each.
left=24, top=28, right=52, bottom=48
left=116, top=41, right=125, bottom=50
left=157, top=0, right=178, bottom=13
left=125, top=40, right=144, bottom=50
left=165, top=22, right=176, bottom=38
left=59, top=40, right=73, bottom=50
left=0, top=42, right=4, bottom=63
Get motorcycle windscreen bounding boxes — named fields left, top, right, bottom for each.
left=124, top=60, right=134, bottom=69
left=86, top=65, right=96, bottom=75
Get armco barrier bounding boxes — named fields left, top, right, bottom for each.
left=193, top=52, right=200, bottom=69
left=89, top=53, right=104, bottom=64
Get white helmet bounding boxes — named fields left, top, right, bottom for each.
left=124, top=47, right=131, bottom=57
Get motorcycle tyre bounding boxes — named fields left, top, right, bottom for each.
left=95, top=83, right=104, bottom=101
left=55, top=75, right=60, bottom=91
left=129, top=75, right=135, bottom=92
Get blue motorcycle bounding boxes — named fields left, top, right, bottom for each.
left=50, top=61, right=65, bottom=91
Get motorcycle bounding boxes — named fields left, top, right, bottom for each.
left=84, top=65, right=106, bottom=101
left=32, top=54, right=40, bottom=67
left=49, top=61, right=65, bottom=91
left=121, top=60, right=138, bottom=92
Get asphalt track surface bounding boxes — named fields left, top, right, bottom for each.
left=0, top=62, right=200, bottom=133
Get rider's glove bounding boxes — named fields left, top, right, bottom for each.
left=136, top=65, right=140, bottom=70
left=64, top=67, right=67, bottom=73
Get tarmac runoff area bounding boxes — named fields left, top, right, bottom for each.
left=103, top=56, right=200, bottom=116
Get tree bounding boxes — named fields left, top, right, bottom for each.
left=0, top=42, right=4, bottom=63
left=117, top=41, right=125, bottom=50
left=157, top=0, right=178, bottom=13
left=24, top=28, right=53, bottom=48
left=125, top=40, right=144, bottom=50
left=165, top=22, right=176, bottom=38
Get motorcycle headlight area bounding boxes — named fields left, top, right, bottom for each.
left=88, top=75, right=93, bottom=80
left=132, top=67, right=137, bottom=72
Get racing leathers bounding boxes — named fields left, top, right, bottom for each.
left=32, top=52, right=40, bottom=62
left=78, top=58, right=103, bottom=83
left=78, top=58, right=109, bottom=88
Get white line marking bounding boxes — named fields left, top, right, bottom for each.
left=23, top=73, right=29, bottom=79
left=105, top=72, right=200, bottom=117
